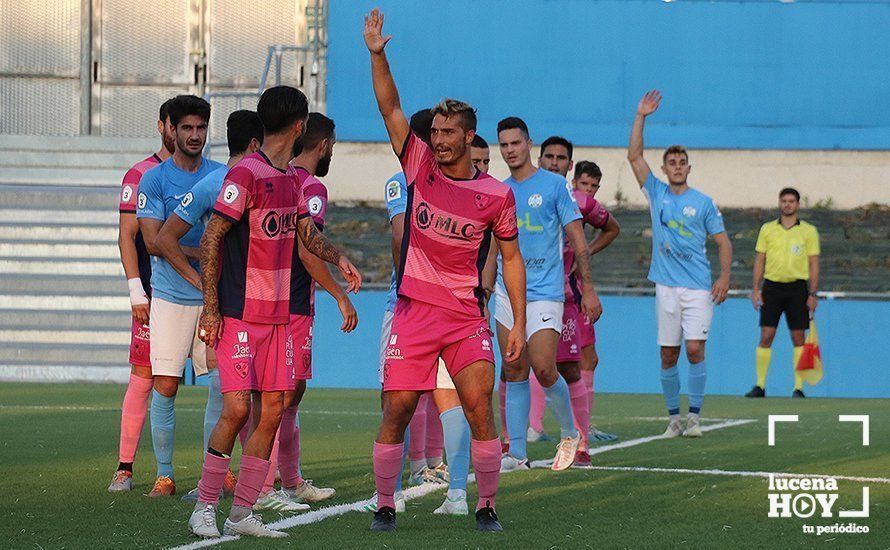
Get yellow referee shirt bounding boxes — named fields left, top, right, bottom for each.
left=755, top=219, right=820, bottom=283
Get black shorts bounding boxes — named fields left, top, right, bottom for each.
left=760, top=279, right=809, bottom=331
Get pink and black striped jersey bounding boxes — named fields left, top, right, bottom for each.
left=119, top=153, right=161, bottom=295
left=289, top=165, right=328, bottom=316
left=564, top=190, right=610, bottom=301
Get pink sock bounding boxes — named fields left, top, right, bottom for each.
left=582, top=370, right=595, bottom=414
left=373, top=442, right=404, bottom=510
left=528, top=374, right=546, bottom=433
left=425, top=396, right=444, bottom=463
left=568, top=380, right=591, bottom=448
left=498, top=379, right=508, bottom=444
left=198, top=452, right=231, bottom=506
left=118, top=374, right=153, bottom=463
left=261, top=430, right=281, bottom=494
left=278, top=406, right=301, bottom=488
left=407, top=394, right=428, bottom=461
left=472, top=438, right=502, bottom=511
left=233, top=455, right=271, bottom=508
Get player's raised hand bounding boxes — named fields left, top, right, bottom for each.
left=338, top=256, right=362, bottom=293
left=637, top=90, right=662, bottom=117
left=198, top=308, right=223, bottom=347
left=337, top=294, right=359, bottom=333
left=363, top=8, right=391, bottom=54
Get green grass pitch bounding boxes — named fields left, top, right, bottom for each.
left=1, top=383, right=887, bottom=548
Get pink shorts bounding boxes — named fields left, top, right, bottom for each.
left=383, top=298, right=494, bottom=391
left=129, top=318, right=151, bottom=367
left=556, top=301, right=582, bottom=363
left=216, top=315, right=312, bottom=393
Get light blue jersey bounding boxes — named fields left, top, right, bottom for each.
left=384, top=172, right=408, bottom=312
left=642, top=172, right=725, bottom=291
left=137, top=157, right=225, bottom=305
left=173, top=166, right=227, bottom=228
left=497, top=168, right=581, bottom=302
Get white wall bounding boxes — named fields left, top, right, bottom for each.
left=325, top=142, right=890, bottom=209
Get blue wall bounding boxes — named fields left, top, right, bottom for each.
left=289, top=292, right=886, bottom=398
left=328, top=0, right=890, bottom=150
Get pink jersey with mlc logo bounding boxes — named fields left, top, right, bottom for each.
left=213, top=151, right=309, bottom=324
left=288, top=164, right=328, bottom=315
left=397, top=132, right=518, bottom=317
left=119, top=153, right=162, bottom=296
left=564, top=190, right=610, bottom=301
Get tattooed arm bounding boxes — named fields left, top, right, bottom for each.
left=198, top=214, right=233, bottom=347
left=297, top=216, right=362, bottom=293
left=565, top=219, right=603, bottom=322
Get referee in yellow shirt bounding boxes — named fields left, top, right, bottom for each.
left=746, top=187, right=820, bottom=398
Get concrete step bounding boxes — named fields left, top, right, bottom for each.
left=0, top=258, right=123, bottom=276
left=0, top=364, right=130, bottom=383
left=0, top=184, right=118, bottom=210
left=0, top=329, right=129, bottom=345
left=0, top=343, right=128, bottom=365
left=0, top=167, right=124, bottom=187
left=0, top=294, right=128, bottom=310
left=0, top=241, right=120, bottom=259
left=0, top=274, right=125, bottom=295
left=0, top=150, right=153, bottom=170
left=0, top=309, right=130, bottom=330
left=0, top=209, right=117, bottom=225
left=0, top=134, right=156, bottom=153
left=0, top=224, right=118, bottom=242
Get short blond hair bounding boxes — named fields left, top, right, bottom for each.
left=662, top=144, right=688, bottom=164
left=432, top=98, right=477, bottom=131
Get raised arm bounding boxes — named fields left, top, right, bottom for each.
left=711, top=232, right=733, bottom=305
left=154, top=215, right=202, bottom=290
left=297, top=239, right=358, bottom=333
left=363, top=8, right=410, bottom=155
left=565, top=219, right=603, bottom=322
left=497, top=237, right=526, bottom=362
left=297, top=215, right=362, bottom=293
left=197, top=214, right=232, bottom=347
left=628, top=90, right=661, bottom=187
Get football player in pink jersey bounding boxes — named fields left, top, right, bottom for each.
left=107, top=98, right=175, bottom=492
left=188, top=86, right=361, bottom=539
left=364, top=9, right=526, bottom=533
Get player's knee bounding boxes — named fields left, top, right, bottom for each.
left=557, top=363, right=580, bottom=383
left=685, top=343, right=705, bottom=364
left=535, top=368, right=559, bottom=387
left=153, top=377, right=178, bottom=397
left=220, top=401, right=250, bottom=428
left=660, top=348, right=680, bottom=367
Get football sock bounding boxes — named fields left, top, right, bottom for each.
left=440, top=406, right=470, bottom=492
left=581, top=369, right=595, bottom=415
left=660, top=366, right=681, bottom=416
left=755, top=346, right=772, bottom=388
left=568, top=379, right=590, bottom=447
left=279, top=406, right=301, bottom=489
left=150, top=389, right=176, bottom=479
left=233, top=455, right=271, bottom=510
left=528, top=373, right=546, bottom=433
left=119, top=373, right=152, bottom=464
left=472, top=438, right=501, bottom=511
left=505, top=380, right=531, bottom=460
left=543, top=376, right=579, bottom=440
left=203, top=369, right=222, bottom=454
left=688, top=361, right=707, bottom=414
left=197, top=451, right=230, bottom=506
left=373, top=442, right=404, bottom=510
left=260, top=431, right=280, bottom=494
left=425, top=396, right=444, bottom=466
left=793, top=346, right=804, bottom=390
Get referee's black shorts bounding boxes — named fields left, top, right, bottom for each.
left=760, top=279, right=809, bottom=331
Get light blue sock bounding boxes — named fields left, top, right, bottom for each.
left=688, top=361, right=707, bottom=414
left=505, top=380, right=530, bottom=460
left=542, top=376, right=579, bottom=439
left=150, top=389, right=176, bottom=479
left=660, top=366, right=681, bottom=416
left=203, top=370, right=222, bottom=453
left=440, top=406, right=470, bottom=492
left=395, top=429, right=410, bottom=494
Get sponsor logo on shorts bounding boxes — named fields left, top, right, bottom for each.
left=386, top=179, right=401, bottom=201
left=415, top=201, right=476, bottom=240
left=232, top=342, right=250, bottom=360
left=528, top=194, right=543, bottom=208
left=481, top=338, right=491, bottom=352
left=137, top=193, right=147, bottom=209
left=570, top=344, right=578, bottom=354
left=386, top=333, right=403, bottom=360
left=223, top=184, right=239, bottom=204
left=261, top=210, right=300, bottom=239
left=285, top=334, right=294, bottom=367
left=389, top=334, right=398, bottom=345
left=234, top=361, right=249, bottom=379
left=302, top=334, right=312, bottom=351
left=121, top=185, right=133, bottom=203
left=238, top=331, right=248, bottom=343
left=562, top=317, right=577, bottom=342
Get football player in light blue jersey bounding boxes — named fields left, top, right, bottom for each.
left=493, top=116, right=603, bottom=472
left=135, top=95, right=225, bottom=496
left=153, top=109, right=263, bottom=501
left=627, top=90, right=733, bottom=438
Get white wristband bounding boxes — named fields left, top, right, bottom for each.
left=128, top=277, right=149, bottom=306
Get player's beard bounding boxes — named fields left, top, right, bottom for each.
left=176, top=136, right=204, bottom=158
left=163, top=133, right=175, bottom=154
left=316, top=154, right=332, bottom=177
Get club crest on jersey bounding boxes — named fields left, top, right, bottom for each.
left=137, top=193, right=147, bottom=209
left=223, top=184, right=239, bottom=204
left=180, top=192, right=194, bottom=208
left=528, top=194, right=543, bottom=208
left=386, top=179, right=402, bottom=201
left=474, top=193, right=489, bottom=210
left=415, top=201, right=476, bottom=240
left=308, top=196, right=323, bottom=215
left=683, top=206, right=697, bottom=218
left=121, top=185, right=133, bottom=203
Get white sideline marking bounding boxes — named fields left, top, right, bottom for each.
left=580, top=466, right=890, bottom=485
left=530, top=419, right=756, bottom=468
left=838, top=414, right=870, bottom=446
left=168, top=418, right=757, bottom=550
left=768, top=414, right=799, bottom=446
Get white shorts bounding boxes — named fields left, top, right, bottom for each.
left=494, top=287, right=563, bottom=339
left=655, top=284, right=714, bottom=346
left=149, top=297, right=207, bottom=377
left=380, top=308, right=456, bottom=390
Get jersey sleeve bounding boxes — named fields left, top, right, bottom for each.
left=212, top=166, right=255, bottom=223
left=642, top=172, right=667, bottom=204
left=174, top=175, right=217, bottom=227
left=304, top=181, right=328, bottom=230
left=493, top=190, right=519, bottom=240
left=556, top=179, right=583, bottom=228
left=754, top=224, right=769, bottom=253
left=704, top=198, right=726, bottom=235
left=385, top=173, right=408, bottom=221
left=136, top=168, right=165, bottom=221
left=805, top=225, right=821, bottom=256
left=398, top=131, right=436, bottom=186
left=581, top=195, right=610, bottom=229
left=119, top=168, right=142, bottom=213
